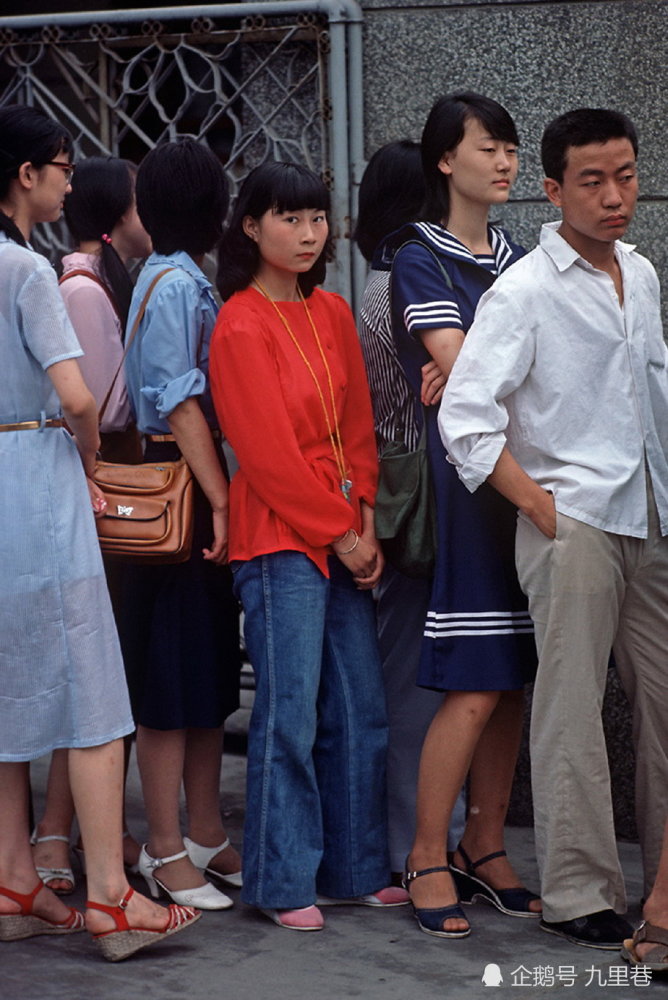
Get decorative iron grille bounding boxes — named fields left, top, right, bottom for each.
left=0, top=3, right=364, bottom=301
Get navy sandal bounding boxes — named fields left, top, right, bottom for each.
left=450, top=844, right=541, bottom=919
left=402, top=861, right=471, bottom=939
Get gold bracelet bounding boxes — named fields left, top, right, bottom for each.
left=336, top=529, right=359, bottom=555
left=333, top=527, right=353, bottom=545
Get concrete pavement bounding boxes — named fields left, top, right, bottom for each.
left=6, top=697, right=653, bottom=1000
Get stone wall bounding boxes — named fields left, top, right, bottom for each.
left=359, top=0, right=668, bottom=318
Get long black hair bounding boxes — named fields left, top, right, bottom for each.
left=136, top=138, right=229, bottom=258
left=353, top=140, right=425, bottom=262
left=0, top=104, right=72, bottom=247
left=421, top=91, right=519, bottom=225
left=217, top=161, right=332, bottom=300
left=64, top=156, right=136, bottom=325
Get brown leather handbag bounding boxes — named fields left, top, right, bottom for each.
left=94, top=456, right=194, bottom=563
left=93, top=268, right=195, bottom=564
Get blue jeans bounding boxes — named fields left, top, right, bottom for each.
left=232, top=551, right=390, bottom=909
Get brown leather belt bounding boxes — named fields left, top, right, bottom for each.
left=0, top=418, right=65, bottom=432
left=148, top=430, right=221, bottom=442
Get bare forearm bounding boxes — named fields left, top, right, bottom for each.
left=359, top=500, right=376, bottom=538
left=167, top=398, right=228, bottom=513
left=487, top=447, right=556, bottom=538
left=421, top=327, right=465, bottom=380
left=47, top=359, right=100, bottom=476
left=66, top=406, right=101, bottom=477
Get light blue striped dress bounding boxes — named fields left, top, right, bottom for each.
left=0, top=235, right=133, bottom=761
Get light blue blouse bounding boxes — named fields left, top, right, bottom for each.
left=0, top=233, right=82, bottom=424
left=124, top=250, right=218, bottom=434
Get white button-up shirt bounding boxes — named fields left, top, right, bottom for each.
left=439, top=222, right=668, bottom=538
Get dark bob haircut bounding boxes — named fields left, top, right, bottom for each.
left=353, top=140, right=425, bottom=262
left=0, top=104, right=72, bottom=247
left=217, top=161, right=332, bottom=300
left=541, top=108, right=639, bottom=184
left=64, top=156, right=137, bottom=324
left=136, top=138, right=229, bottom=257
left=421, top=91, right=519, bottom=225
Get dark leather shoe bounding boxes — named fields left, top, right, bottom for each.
left=540, top=909, right=634, bottom=950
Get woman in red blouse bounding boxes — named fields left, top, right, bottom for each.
left=210, top=162, right=408, bottom=931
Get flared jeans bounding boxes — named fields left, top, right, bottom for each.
left=233, top=551, right=390, bottom=909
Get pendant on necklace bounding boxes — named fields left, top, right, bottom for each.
left=340, top=478, right=353, bottom=502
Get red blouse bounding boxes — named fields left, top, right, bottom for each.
left=210, top=286, right=378, bottom=577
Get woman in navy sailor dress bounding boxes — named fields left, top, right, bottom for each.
left=390, top=93, right=539, bottom=939
left=392, top=225, right=532, bottom=689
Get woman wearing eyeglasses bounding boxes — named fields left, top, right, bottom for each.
left=0, top=103, right=199, bottom=960
left=29, top=157, right=154, bottom=895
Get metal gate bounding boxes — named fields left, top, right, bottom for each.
left=0, top=2, right=365, bottom=305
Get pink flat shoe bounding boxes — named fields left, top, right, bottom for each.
left=260, top=904, right=324, bottom=931
left=317, top=885, right=410, bottom=906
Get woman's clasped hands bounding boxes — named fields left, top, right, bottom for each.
left=332, top=503, right=384, bottom=590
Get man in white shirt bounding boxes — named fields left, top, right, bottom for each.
left=439, top=108, right=668, bottom=949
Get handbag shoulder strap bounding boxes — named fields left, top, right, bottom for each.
left=98, top=267, right=175, bottom=425
left=59, top=268, right=122, bottom=322
left=391, top=237, right=454, bottom=292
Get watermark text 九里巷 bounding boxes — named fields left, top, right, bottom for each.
left=480, top=964, right=652, bottom=987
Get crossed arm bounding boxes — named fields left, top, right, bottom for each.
left=420, top=326, right=556, bottom=539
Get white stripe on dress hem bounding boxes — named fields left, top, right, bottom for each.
left=426, top=610, right=533, bottom=620
left=424, top=626, right=535, bottom=638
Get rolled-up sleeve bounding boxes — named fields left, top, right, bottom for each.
left=439, top=283, right=536, bottom=492
left=137, top=276, right=206, bottom=418
left=142, top=368, right=206, bottom=419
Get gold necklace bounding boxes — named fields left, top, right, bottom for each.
left=253, top=277, right=352, bottom=502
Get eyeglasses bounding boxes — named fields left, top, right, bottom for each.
left=44, top=161, right=76, bottom=183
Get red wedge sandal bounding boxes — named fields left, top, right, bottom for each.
left=87, top=887, right=200, bottom=961
left=0, top=882, right=84, bottom=941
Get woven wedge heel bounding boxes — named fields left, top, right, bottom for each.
left=0, top=882, right=84, bottom=941
left=87, top=887, right=200, bottom=962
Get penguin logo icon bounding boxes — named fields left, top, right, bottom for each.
left=481, top=963, right=503, bottom=986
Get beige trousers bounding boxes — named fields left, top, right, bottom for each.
left=515, top=484, right=668, bottom=922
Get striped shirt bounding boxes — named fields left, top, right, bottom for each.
left=358, top=265, right=418, bottom=454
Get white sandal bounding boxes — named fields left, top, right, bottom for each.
left=138, top=844, right=233, bottom=910
left=30, top=832, right=75, bottom=896
left=183, top=836, right=243, bottom=888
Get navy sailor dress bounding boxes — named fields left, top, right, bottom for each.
left=390, top=221, right=537, bottom=691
